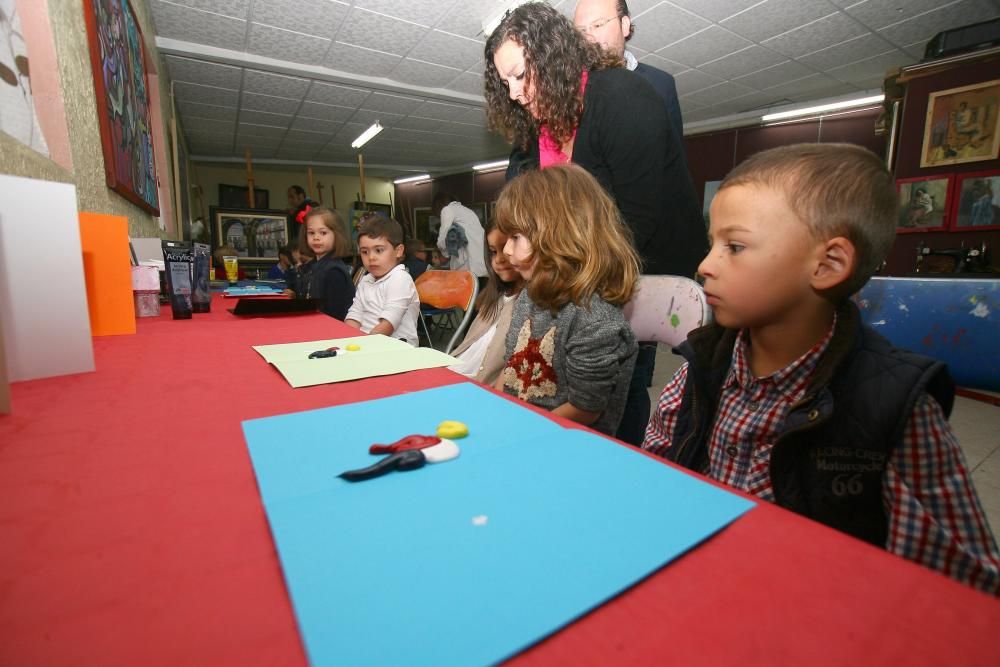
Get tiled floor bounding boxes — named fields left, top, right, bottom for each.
left=648, top=344, right=1000, bottom=537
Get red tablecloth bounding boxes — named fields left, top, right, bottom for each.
left=2, top=296, right=998, bottom=666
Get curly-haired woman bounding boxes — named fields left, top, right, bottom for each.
left=484, top=1, right=704, bottom=280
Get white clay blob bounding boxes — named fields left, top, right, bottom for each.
left=471, top=515, right=488, bottom=526
left=422, top=438, right=459, bottom=464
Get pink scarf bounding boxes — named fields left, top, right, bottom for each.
left=538, top=70, right=589, bottom=168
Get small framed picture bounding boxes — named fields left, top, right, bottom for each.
left=896, top=175, right=952, bottom=233
left=951, top=170, right=1000, bottom=230
left=210, top=207, right=292, bottom=261
left=920, top=79, right=1000, bottom=168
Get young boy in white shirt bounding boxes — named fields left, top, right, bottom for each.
left=346, top=215, right=420, bottom=346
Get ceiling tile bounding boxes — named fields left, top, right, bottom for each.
left=661, top=0, right=763, bottom=23
left=826, top=49, right=913, bottom=84
left=164, top=55, right=242, bottom=89
left=289, top=119, right=344, bottom=136
left=672, top=68, right=724, bottom=96
left=407, top=30, right=484, bottom=70
left=251, top=0, right=350, bottom=38
left=299, top=101, right=358, bottom=123
left=877, top=0, right=1000, bottom=48
left=237, top=122, right=287, bottom=139
left=784, top=81, right=859, bottom=102
left=235, top=134, right=282, bottom=149
left=178, top=100, right=237, bottom=122
left=347, top=109, right=405, bottom=127
left=239, top=109, right=292, bottom=127
left=242, top=70, right=310, bottom=99
left=445, top=71, right=485, bottom=96
left=393, top=116, right=451, bottom=132
left=391, top=58, right=463, bottom=88
left=797, top=32, right=894, bottom=70
left=761, top=12, right=869, bottom=59
left=325, top=41, right=403, bottom=77
left=638, top=53, right=687, bottom=75
left=762, top=73, right=853, bottom=99
left=183, top=117, right=235, bottom=133
left=841, top=0, right=957, bottom=30
left=628, top=3, right=712, bottom=52
left=734, top=60, right=816, bottom=90
left=174, top=81, right=240, bottom=107
left=361, top=92, right=425, bottom=115
left=681, top=81, right=755, bottom=106
left=655, top=26, right=753, bottom=68
left=448, top=122, right=492, bottom=138
left=247, top=23, right=331, bottom=64
left=699, top=46, right=787, bottom=79
left=352, top=0, right=454, bottom=26
left=720, top=0, right=836, bottom=42
left=149, top=0, right=247, bottom=50
left=338, top=8, right=427, bottom=56
left=306, top=82, right=369, bottom=108
left=411, top=100, right=475, bottom=121
left=727, top=90, right=797, bottom=113
left=157, top=0, right=250, bottom=19
left=242, top=91, right=301, bottom=114
left=383, top=127, right=435, bottom=144
left=435, top=0, right=509, bottom=39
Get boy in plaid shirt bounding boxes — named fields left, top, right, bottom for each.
left=643, top=143, right=999, bottom=594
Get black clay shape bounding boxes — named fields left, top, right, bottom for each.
left=338, top=450, right=426, bottom=482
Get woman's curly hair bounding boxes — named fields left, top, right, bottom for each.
left=484, top=2, right=623, bottom=151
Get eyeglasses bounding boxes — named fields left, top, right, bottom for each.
left=577, top=16, right=620, bottom=35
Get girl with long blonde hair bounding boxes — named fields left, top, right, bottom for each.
left=494, top=164, right=639, bottom=435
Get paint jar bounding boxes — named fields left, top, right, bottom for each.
left=223, top=256, right=239, bottom=285
left=131, top=265, right=161, bottom=318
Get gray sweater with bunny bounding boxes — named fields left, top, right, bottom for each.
left=500, top=292, right=638, bottom=435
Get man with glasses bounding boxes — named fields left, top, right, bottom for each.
left=574, top=0, right=684, bottom=143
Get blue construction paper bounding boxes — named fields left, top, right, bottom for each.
left=243, top=383, right=753, bottom=666
left=224, top=286, right=285, bottom=296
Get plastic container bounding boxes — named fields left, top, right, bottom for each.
left=131, top=265, right=161, bottom=318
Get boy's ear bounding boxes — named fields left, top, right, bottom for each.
left=394, top=243, right=405, bottom=260
left=811, top=236, right=856, bottom=291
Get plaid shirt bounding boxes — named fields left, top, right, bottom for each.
left=643, top=326, right=1000, bottom=594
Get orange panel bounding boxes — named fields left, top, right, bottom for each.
left=79, top=212, right=136, bottom=336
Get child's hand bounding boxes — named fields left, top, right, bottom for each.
left=345, top=319, right=362, bottom=330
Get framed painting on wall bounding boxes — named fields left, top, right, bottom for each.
left=951, top=170, right=1000, bottom=230
left=920, top=79, right=1000, bottom=168
left=82, top=0, right=160, bottom=214
left=210, top=207, right=291, bottom=261
left=413, top=207, right=434, bottom=245
left=896, top=175, right=952, bottom=233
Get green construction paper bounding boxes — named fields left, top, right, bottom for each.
left=252, top=334, right=407, bottom=364
left=271, top=347, right=458, bottom=387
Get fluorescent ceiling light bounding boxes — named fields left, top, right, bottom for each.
left=351, top=121, right=383, bottom=149
left=394, top=174, right=432, bottom=184
left=761, top=95, right=885, bottom=122
left=473, top=159, right=510, bottom=171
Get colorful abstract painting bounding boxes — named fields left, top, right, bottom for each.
left=83, top=0, right=159, bottom=214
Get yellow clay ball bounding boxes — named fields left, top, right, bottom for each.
left=436, top=420, right=469, bottom=439
left=346, top=344, right=361, bottom=351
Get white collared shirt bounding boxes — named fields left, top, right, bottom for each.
left=624, top=49, right=638, bottom=71
left=346, top=263, right=420, bottom=346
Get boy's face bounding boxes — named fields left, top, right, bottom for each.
left=699, top=184, right=822, bottom=330
left=359, top=234, right=403, bottom=279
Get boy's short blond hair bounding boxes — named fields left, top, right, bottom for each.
left=721, top=143, right=897, bottom=296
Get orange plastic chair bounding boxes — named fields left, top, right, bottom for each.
left=414, top=270, right=479, bottom=354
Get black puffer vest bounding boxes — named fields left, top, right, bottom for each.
left=665, top=301, right=955, bottom=546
